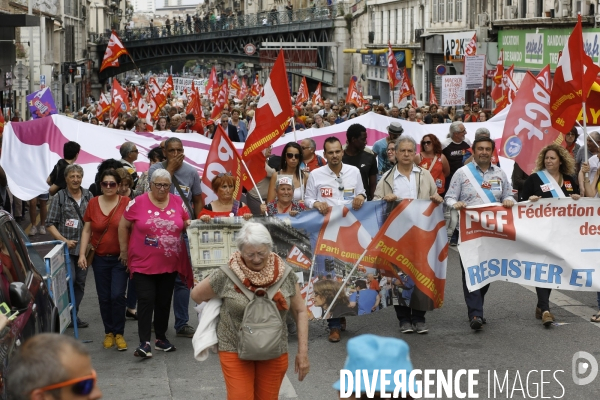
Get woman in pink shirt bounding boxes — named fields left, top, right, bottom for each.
left=118, top=169, right=192, bottom=359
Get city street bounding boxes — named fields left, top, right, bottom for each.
left=24, top=209, right=600, bottom=400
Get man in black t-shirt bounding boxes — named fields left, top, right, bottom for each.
left=442, top=121, right=471, bottom=191
left=47, top=141, right=80, bottom=196
left=342, top=123, right=378, bottom=200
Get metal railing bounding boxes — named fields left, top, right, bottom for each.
left=91, top=5, right=346, bottom=44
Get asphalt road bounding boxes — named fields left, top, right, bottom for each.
left=23, top=213, right=600, bottom=400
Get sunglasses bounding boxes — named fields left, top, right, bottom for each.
left=100, top=181, right=118, bottom=188
left=153, top=183, right=170, bottom=189
left=422, top=141, right=432, bottom=145
left=39, top=370, right=97, bottom=396
left=286, top=153, right=301, bottom=159
left=335, top=176, right=344, bottom=191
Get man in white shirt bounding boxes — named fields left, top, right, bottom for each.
left=305, top=137, right=366, bottom=214
left=304, top=137, right=366, bottom=343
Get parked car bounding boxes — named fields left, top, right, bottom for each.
left=0, top=211, right=58, bottom=397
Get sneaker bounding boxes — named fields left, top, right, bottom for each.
left=536, top=307, right=554, bottom=321
left=38, top=225, right=46, bottom=235
left=413, top=321, right=428, bottom=334
left=28, top=225, right=37, bottom=236
left=103, top=333, right=115, bottom=349
left=328, top=328, right=341, bottom=342
left=155, top=338, right=177, bottom=352
left=134, top=342, right=152, bottom=358
left=68, top=318, right=89, bottom=329
left=542, top=311, right=554, bottom=327
left=115, top=334, right=127, bottom=351
left=399, top=321, right=414, bottom=333
left=470, top=316, right=483, bottom=331
left=176, top=325, right=195, bottom=338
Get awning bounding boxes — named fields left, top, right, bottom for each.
left=0, top=13, right=40, bottom=27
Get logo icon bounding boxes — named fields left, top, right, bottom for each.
left=572, top=351, right=598, bottom=385
left=504, top=135, right=522, bottom=158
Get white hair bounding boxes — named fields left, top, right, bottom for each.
left=235, top=222, right=273, bottom=252
left=150, top=168, right=172, bottom=183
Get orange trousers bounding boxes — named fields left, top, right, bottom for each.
left=219, top=351, right=288, bottom=400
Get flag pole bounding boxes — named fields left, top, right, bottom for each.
left=305, top=254, right=317, bottom=307
left=321, top=249, right=368, bottom=320
left=291, top=116, right=304, bottom=201
left=583, top=101, right=589, bottom=179
left=240, top=158, right=269, bottom=217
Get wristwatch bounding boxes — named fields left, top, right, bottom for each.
left=358, top=193, right=367, bottom=200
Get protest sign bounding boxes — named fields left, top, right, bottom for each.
left=26, top=88, right=57, bottom=119
left=458, top=199, right=600, bottom=292
left=441, top=75, right=466, bottom=106
left=464, top=55, right=485, bottom=90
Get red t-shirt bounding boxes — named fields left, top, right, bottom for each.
left=304, top=155, right=327, bottom=173
left=418, top=155, right=445, bottom=194
left=369, top=280, right=380, bottom=291
left=83, top=196, right=128, bottom=256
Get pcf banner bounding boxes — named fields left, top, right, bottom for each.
left=458, top=199, right=600, bottom=292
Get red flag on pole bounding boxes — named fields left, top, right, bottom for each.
left=238, top=78, right=248, bottom=100
left=346, top=76, right=362, bottom=108
left=160, top=75, right=175, bottom=101
left=493, top=49, right=504, bottom=85
left=249, top=74, right=261, bottom=96
left=398, top=68, right=411, bottom=102
left=465, top=33, right=477, bottom=56
left=387, top=41, right=401, bottom=89
left=429, top=83, right=438, bottom=105
left=110, top=78, right=129, bottom=125
left=231, top=73, right=241, bottom=91
left=536, top=64, right=552, bottom=91
left=210, top=79, right=229, bottom=120
left=201, top=125, right=250, bottom=205
left=296, top=76, right=309, bottom=107
left=148, top=77, right=166, bottom=120
left=500, top=71, right=564, bottom=174
left=100, top=31, right=129, bottom=72
left=491, top=70, right=518, bottom=113
left=206, top=67, right=219, bottom=102
left=96, top=92, right=111, bottom=119
left=549, top=14, right=600, bottom=133
left=312, top=82, right=323, bottom=105
left=242, top=51, right=293, bottom=189
left=185, top=85, right=205, bottom=134
left=410, top=85, right=418, bottom=108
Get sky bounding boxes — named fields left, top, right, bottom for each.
left=157, top=0, right=203, bottom=7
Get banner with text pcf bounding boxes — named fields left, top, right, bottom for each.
left=458, top=199, right=600, bottom=292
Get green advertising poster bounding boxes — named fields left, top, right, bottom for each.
left=498, top=28, right=600, bottom=71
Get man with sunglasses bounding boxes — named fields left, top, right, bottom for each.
left=7, top=333, right=102, bottom=399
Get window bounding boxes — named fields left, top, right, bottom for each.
left=447, top=0, right=454, bottom=21
left=214, top=231, right=222, bottom=242
left=439, top=0, right=445, bottom=22
left=201, top=232, right=209, bottom=243
left=456, top=0, right=462, bottom=21
left=380, top=11, right=384, bottom=42
left=395, top=9, right=398, bottom=43
left=387, top=10, right=391, bottom=43
left=410, top=8, right=414, bottom=41
left=433, top=0, right=438, bottom=22
left=202, top=250, right=210, bottom=260
left=402, top=9, right=406, bottom=42
left=214, top=249, right=223, bottom=260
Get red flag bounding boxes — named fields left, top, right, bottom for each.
left=501, top=71, right=564, bottom=174
left=363, top=200, right=447, bottom=308
left=201, top=125, right=250, bottom=205
left=536, top=65, right=552, bottom=91
left=0, top=111, right=4, bottom=135
left=505, top=64, right=514, bottom=79
left=131, top=87, right=141, bottom=107
left=231, top=73, right=241, bottom=91
left=296, top=77, right=309, bottom=107
left=249, top=74, right=261, bottom=97
left=242, top=51, right=292, bottom=189
left=429, top=83, right=438, bottom=106
left=387, top=41, right=401, bottom=89
left=210, top=79, right=229, bottom=120
left=398, top=68, right=411, bottom=102
left=465, top=33, right=477, bottom=56
left=135, top=94, right=153, bottom=132
left=493, top=50, right=504, bottom=85
left=346, top=76, right=363, bottom=108
left=160, top=75, right=174, bottom=101
left=110, top=78, right=129, bottom=125
left=186, top=86, right=205, bottom=134
left=206, top=67, right=219, bottom=102
left=549, top=14, right=600, bottom=132
left=147, top=77, right=166, bottom=120
left=491, top=68, right=518, bottom=113
left=100, top=31, right=129, bottom=72
left=312, top=82, right=323, bottom=105
left=238, top=77, right=248, bottom=100
left=96, top=92, right=111, bottom=119
left=410, top=85, right=418, bottom=108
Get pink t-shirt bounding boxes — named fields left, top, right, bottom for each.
left=123, top=193, right=190, bottom=275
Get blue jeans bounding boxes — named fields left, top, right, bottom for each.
left=173, top=233, right=191, bottom=331
left=68, top=254, right=88, bottom=317
left=92, top=256, right=128, bottom=335
left=328, top=318, right=341, bottom=329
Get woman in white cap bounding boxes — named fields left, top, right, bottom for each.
left=261, top=175, right=304, bottom=216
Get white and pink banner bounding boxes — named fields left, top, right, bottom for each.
left=0, top=109, right=534, bottom=201
left=458, top=199, right=600, bottom=292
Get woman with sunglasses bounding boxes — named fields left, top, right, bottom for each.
left=414, top=135, right=450, bottom=195
left=199, top=173, right=253, bottom=222
left=267, top=142, right=308, bottom=204
left=79, top=169, right=129, bottom=351
left=118, top=169, right=193, bottom=358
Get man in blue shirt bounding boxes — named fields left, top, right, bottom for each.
left=372, top=121, right=403, bottom=180
left=349, top=280, right=380, bottom=315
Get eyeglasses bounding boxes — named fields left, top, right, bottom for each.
left=286, top=153, right=301, bottom=159
left=101, top=181, right=118, bottom=188
left=335, top=176, right=344, bottom=191
left=242, top=250, right=269, bottom=260
left=301, top=146, right=311, bottom=150
left=422, top=141, right=432, bottom=145
left=131, top=149, right=139, bottom=153
left=39, top=370, right=97, bottom=396
left=386, top=148, right=395, bottom=153
left=153, top=183, right=170, bottom=189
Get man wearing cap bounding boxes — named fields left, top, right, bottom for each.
left=445, top=136, right=514, bottom=331
left=372, top=121, right=403, bottom=179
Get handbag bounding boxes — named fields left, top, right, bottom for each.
left=86, top=197, right=122, bottom=265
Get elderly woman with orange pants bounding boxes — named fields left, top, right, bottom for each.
left=192, top=222, right=309, bottom=399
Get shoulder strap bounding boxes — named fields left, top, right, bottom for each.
left=219, top=265, right=255, bottom=301
left=68, top=196, right=85, bottom=223
left=162, top=161, right=197, bottom=220
left=266, top=265, right=292, bottom=299
left=94, top=197, right=122, bottom=248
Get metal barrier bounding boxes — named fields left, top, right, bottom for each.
left=91, top=5, right=346, bottom=44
